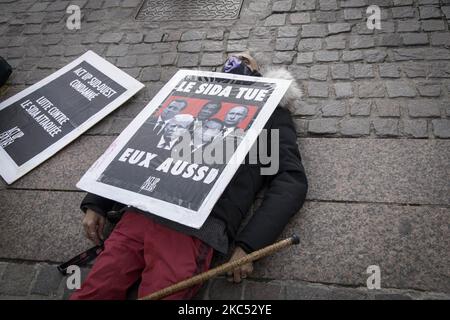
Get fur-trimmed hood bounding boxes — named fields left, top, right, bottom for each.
left=262, top=68, right=302, bottom=112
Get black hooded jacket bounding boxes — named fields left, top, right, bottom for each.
left=80, top=70, right=308, bottom=253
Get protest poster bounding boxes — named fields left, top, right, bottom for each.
left=77, top=70, right=291, bottom=229
left=0, top=50, right=144, bottom=184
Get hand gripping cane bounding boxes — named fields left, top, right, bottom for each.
left=139, top=234, right=300, bottom=300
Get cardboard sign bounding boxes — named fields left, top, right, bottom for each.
left=0, top=51, right=144, bottom=184
left=77, top=70, right=291, bottom=229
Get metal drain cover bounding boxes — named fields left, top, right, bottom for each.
left=136, top=0, right=243, bottom=21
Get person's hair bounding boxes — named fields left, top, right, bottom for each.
left=230, top=105, right=249, bottom=115
left=203, top=100, right=221, bottom=109
left=170, top=99, right=188, bottom=109
left=205, top=118, right=224, bottom=129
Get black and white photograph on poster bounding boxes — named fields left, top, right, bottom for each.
left=77, top=70, right=291, bottom=229
left=0, top=50, right=144, bottom=184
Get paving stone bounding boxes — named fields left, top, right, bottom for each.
left=295, top=0, right=316, bottom=11
left=180, top=30, right=204, bottom=41
left=325, top=35, right=346, bottom=50
left=144, top=32, right=164, bottom=43
left=308, top=82, right=329, bottom=97
left=334, top=82, right=354, bottom=98
left=374, top=293, right=412, bottom=300
left=372, top=118, right=399, bottom=136
left=203, top=41, right=225, bottom=52
left=301, top=24, right=327, bottom=38
left=401, top=119, right=428, bottom=138
left=227, top=40, right=248, bottom=52
left=321, top=100, right=346, bottom=116
left=272, top=0, right=293, bottom=12
left=315, top=11, right=337, bottom=23
left=286, top=284, right=330, bottom=299
left=0, top=264, right=36, bottom=296
left=289, top=12, right=311, bottom=24
left=98, top=32, right=123, bottom=44
left=331, top=64, right=350, bottom=79
left=308, top=119, right=338, bottom=134
left=206, top=29, right=224, bottom=40
left=386, top=81, right=416, bottom=98
left=31, top=264, right=64, bottom=296
left=310, top=65, right=328, bottom=80
left=419, top=6, right=442, bottom=19
left=349, top=35, right=375, bottom=49
left=426, top=48, right=450, bottom=60
left=105, top=44, right=129, bottom=57
left=408, top=100, right=442, bottom=117
left=353, top=64, right=374, bottom=78
left=442, top=6, right=450, bottom=19
left=163, top=31, right=182, bottom=42
left=201, top=53, right=224, bottom=66
left=430, top=32, right=450, bottom=46
left=401, top=33, right=429, bottom=46
left=248, top=39, right=273, bottom=52
left=380, top=34, right=403, bottom=47
left=327, top=23, right=351, bottom=35
left=432, top=119, right=450, bottom=138
left=177, top=53, right=199, bottom=67
left=273, top=51, right=296, bottom=64
left=358, top=82, right=385, bottom=98
left=229, top=29, right=251, bottom=40
left=293, top=100, right=318, bottom=116
left=315, top=50, right=339, bottom=62
left=392, top=6, right=416, bottom=19
left=375, top=100, right=401, bottom=117
left=343, top=8, right=363, bottom=20
left=340, top=0, right=368, bottom=7
left=402, top=62, right=428, bottom=78
left=209, top=278, right=243, bottom=300
left=264, top=14, right=287, bottom=26
left=342, top=50, right=364, bottom=62
left=417, top=82, right=441, bottom=97
left=397, top=20, right=420, bottom=33
left=379, top=63, right=401, bottom=78
left=140, top=67, right=161, bottom=82
left=298, top=38, right=322, bottom=51
left=429, top=62, right=450, bottom=78
left=276, top=38, right=297, bottom=51
left=319, top=0, right=338, bottom=10
left=350, top=100, right=371, bottom=116
left=329, top=288, right=368, bottom=300
left=278, top=26, right=299, bottom=38
left=288, top=65, right=310, bottom=79
left=364, top=49, right=387, bottom=63
left=244, top=282, right=285, bottom=299
left=340, top=118, right=370, bottom=136
left=422, top=20, right=445, bottom=32
left=136, top=54, right=160, bottom=67
left=293, top=119, right=308, bottom=135
left=178, top=41, right=202, bottom=53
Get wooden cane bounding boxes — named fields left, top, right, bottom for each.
left=139, top=234, right=300, bottom=300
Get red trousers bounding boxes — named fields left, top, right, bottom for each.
left=70, top=211, right=213, bottom=300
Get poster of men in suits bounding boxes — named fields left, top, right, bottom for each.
left=77, top=70, right=291, bottom=229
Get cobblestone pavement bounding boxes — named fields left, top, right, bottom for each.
left=0, top=0, right=449, bottom=300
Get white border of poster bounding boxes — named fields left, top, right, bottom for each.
left=0, top=50, right=144, bottom=184
left=77, top=70, right=291, bottom=229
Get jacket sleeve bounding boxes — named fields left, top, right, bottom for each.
left=235, top=108, right=308, bottom=253
left=80, top=193, right=116, bottom=217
